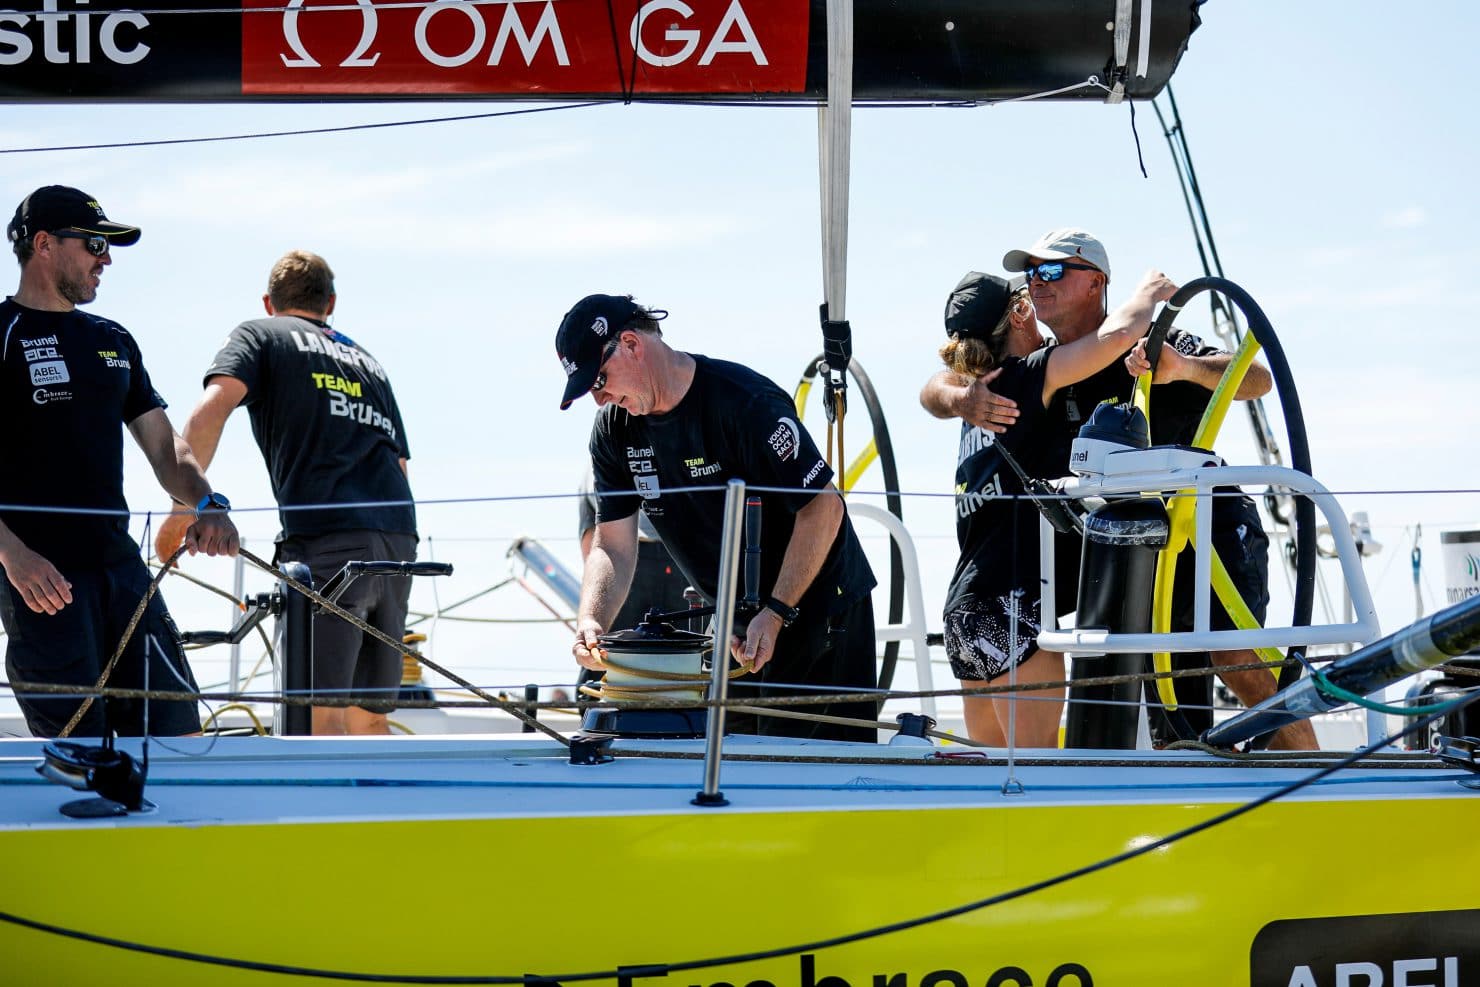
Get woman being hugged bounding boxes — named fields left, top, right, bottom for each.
left=928, top=268, right=1176, bottom=746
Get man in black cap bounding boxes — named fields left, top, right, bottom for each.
left=556, top=294, right=879, bottom=742
left=0, top=185, right=238, bottom=738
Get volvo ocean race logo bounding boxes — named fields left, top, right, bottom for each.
left=767, top=416, right=801, bottom=461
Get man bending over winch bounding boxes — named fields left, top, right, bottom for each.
left=554, top=294, right=878, bottom=743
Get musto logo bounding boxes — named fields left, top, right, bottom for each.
left=242, top=0, right=808, bottom=96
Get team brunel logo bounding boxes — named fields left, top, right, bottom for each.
left=591, top=316, right=609, bottom=336
left=767, top=416, right=801, bottom=461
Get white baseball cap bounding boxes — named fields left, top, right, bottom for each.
left=1002, top=228, right=1110, bottom=281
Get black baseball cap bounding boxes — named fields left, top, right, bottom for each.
left=943, top=272, right=1026, bottom=339
left=556, top=293, right=643, bottom=410
left=7, top=185, right=141, bottom=247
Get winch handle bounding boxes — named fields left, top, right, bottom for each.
left=742, top=496, right=762, bottom=611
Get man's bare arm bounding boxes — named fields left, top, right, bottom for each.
left=919, top=368, right=1019, bottom=434
left=1125, top=343, right=1273, bottom=400
left=573, top=513, right=640, bottom=668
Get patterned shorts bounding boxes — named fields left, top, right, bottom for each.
left=943, top=593, right=1043, bottom=682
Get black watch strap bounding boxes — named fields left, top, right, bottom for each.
left=763, top=596, right=800, bottom=627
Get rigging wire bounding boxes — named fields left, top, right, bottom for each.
left=0, top=102, right=606, bottom=156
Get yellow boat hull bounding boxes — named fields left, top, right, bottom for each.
left=4, top=781, right=1478, bottom=985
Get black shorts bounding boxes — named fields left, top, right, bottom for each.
left=277, top=530, right=417, bottom=714
left=943, top=593, right=1043, bottom=682
left=727, top=593, right=879, bottom=743
left=1169, top=494, right=1270, bottom=633
left=1, top=556, right=200, bottom=738
left=1149, top=495, right=1270, bottom=740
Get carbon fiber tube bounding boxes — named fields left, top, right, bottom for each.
left=1205, top=594, right=1480, bottom=748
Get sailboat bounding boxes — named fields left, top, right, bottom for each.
left=3, top=2, right=1479, bottom=984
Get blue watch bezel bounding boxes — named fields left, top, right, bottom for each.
left=195, top=492, right=230, bottom=514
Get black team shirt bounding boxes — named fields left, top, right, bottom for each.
left=946, top=346, right=1079, bottom=615
left=0, top=299, right=163, bottom=565
left=590, top=355, right=874, bottom=616
left=206, top=316, right=415, bottom=540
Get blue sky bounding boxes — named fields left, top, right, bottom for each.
left=2, top=1, right=1476, bottom=701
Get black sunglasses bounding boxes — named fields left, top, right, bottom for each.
left=52, top=231, right=110, bottom=257
left=1024, top=260, right=1098, bottom=282
left=589, top=337, right=622, bottom=393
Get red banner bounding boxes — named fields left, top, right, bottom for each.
left=241, top=0, right=810, bottom=96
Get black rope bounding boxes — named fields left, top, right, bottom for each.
left=1128, top=95, right=1148, bottom=178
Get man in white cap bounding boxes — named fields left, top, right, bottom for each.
left=922, top=228, right=1316, bottom=750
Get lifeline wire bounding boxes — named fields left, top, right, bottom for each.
left=235, top=547, right=569, bottom=745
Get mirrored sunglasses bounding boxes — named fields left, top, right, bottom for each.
left=53, top=231, right=110, bottom=257
left=1024, top=260, right=1098, bottom=282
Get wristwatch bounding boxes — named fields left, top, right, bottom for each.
left=195, top=492, right=231, bottom=515
left=762, top=596, right=800, bottom=627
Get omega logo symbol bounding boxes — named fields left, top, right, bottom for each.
left=280, top=0, right=380, bottom=69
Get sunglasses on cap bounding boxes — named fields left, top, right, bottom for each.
left=1024, top=260, right=1098, bottom=282
left=52, top=231, right=110, bottom=257
left=589, top=337, right=622, bottom=394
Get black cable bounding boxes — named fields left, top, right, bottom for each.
left=1153, top=89, right=1239, bottom=337
left=0, top=102, right=605, bottom=156
left=1127, top=95, right=1147, bottom=178
left=3, top=694, right=1469, bottom=982
left=601, top=0, right=633, bottom=105
left=1166, top=87, right=1231, bottom=285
